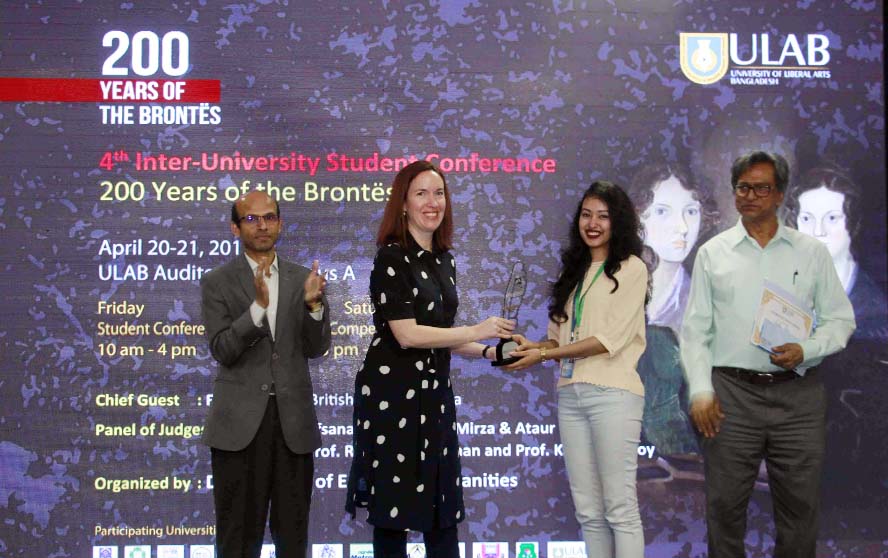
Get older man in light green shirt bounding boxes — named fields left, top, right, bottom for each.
left=680, top=151, right=854, bottom=558
left=681, top=218, right=856, bottom=398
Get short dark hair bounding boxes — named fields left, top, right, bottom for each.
left=730, top=151, right=790, bottom=193
left=230, top=196, right=280, bottom=225
left=784, top=164, right=862, bottom=259
left=627, top=161, right=720, bottom=253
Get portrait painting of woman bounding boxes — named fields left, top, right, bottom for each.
left=785, top=164, right=887, bottom=341
left=628, top=163, right=719, bottom=458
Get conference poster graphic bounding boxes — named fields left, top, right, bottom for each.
left=1, top=2, right=884, bottom=557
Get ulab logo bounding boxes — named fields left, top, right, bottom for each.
left=680, top=32, right=831, bottom=85
left=547, top=541, right=586, bottom=558
left=680, top=33, right=729, bottom=84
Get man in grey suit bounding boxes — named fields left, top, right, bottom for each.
left=201, top=191, right=331, bottom=558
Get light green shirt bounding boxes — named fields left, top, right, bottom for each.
left=680, top=219, right=856, bottom=399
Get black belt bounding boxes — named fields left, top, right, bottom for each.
left=715, top=366, right=802, bottom=385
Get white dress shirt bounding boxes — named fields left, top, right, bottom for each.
left=246, top=254, right=281, bottom=340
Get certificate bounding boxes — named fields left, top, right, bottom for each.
left=750, top=280, right=814, bottom=353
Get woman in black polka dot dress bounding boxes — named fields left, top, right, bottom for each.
left=345, top=161, right=515, bottom=558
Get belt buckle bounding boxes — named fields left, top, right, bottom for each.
left=759, top=372, right=775, bottom=384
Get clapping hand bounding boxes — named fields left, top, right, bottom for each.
left=304, top=260, right=326, bottom=311
left=254, top=256, right=272, bottom=308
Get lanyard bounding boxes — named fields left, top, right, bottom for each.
left=571, top=264, right=605, bottom=334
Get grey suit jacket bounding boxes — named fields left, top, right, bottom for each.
left=200, top=254, right=331, bottom=453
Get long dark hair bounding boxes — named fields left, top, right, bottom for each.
left=377, top=160, right=453, bottom=251
left=549, top=181, right=646, bottom=323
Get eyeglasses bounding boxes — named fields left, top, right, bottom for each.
left=733, top=182, right=774, bottom=198
left=239, top=213, right=280, bottom=225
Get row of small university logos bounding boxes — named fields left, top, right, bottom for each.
left=93, top=540, right=590, bottom=558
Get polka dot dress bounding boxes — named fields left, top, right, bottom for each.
left=345, top=238, right=465, bottom=531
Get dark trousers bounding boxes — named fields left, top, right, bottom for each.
left=373, top=526, right=459, bottom=558
left=702, top=369, right=826, bottom=558
left=212, top=397, right=314, bottom=558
